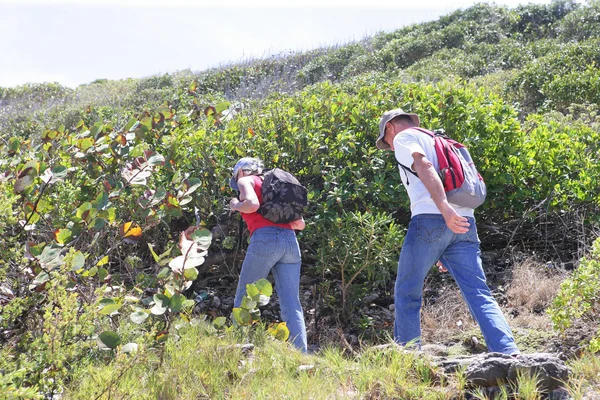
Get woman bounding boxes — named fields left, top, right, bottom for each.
left=228, top=157, right=307, bottom=352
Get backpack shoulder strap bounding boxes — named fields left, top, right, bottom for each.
left=411, top=127, right=435, bottom=137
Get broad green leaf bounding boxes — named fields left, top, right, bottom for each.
left=232, top=308, right=252, bottom=325
left=97, top=331, right=121, bottom=349
left=169, top=293, right=184, bottom=313
left=99, top=302, right=122, bottom=315
left=8, top=137, right=20, bottom=152
left=98, top=267, right=109, bottom=282
left=216, top=101, right=231, bottom=114
left=255, top=278, right=273, bottom=297
left=156, top=267, right=170, bottom=279
left=32, top=271, right=49, bottom=286
left=121, top=343, right=138, bottom=353
left=39, top=245, right=63, bottom=268
left=213, top=316, right=227, bottom=328
left=241, top=296, right=257, bottom=310
left=78, top=137, right=95, bottom=151
left=54, top=228, right=73, bottom=245
left=97, top=255, right=109, bottom=266
left=182, top=178, right=201, bottom=196
left=130, top=310, right=149, bottom=324
left=51, top=165, right=68, bottom=181
left=153, top=294, right=170, bottom=308
left=179, top=195, right=193, bottom=206
left=151, top=303, right=167, bottom=315
left=268, top=322, right=290, bottom=341
left=71, top=251, right=86, bottom=271
left=155, top=331, right=168, bottom=342
left=14, top=174, right=34, bottom=193
left=124, top=117, right=138, bottom=131
left=257, top=294, right=270, bottom=306
left=183, top=267, right=198, bottom=281
left=246, top=283, right=259, bottom=298
left=76, top=202, right=93, bottom=219
left=98, top=298, right=115, bottom=307
left=188, top=227, right=212, bottom=249
left=147, top=152, right=165, bottom=166
left=95, top=191, right=109, bottom=210
left=92, top=218, right=106, bottom=231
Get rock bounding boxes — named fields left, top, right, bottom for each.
left=235, top=343, right=255, bottom=355
left=506, top=353, right=571, bottom=392
left=433, top=352, right=570, bottom=392
left=465, top=353, right=514, bottom=387
left=421, top=344, right=449, bottom=357
left=300, top=275, right=315, bottom=285
left=465, top=353, right=570, bottom=391
left=222, top=297, right=234, bottom=308
left=363, top=293, right=379, bottom=304
left=297, top=364, right=315, bottom=374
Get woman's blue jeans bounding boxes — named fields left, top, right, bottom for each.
left=234, top=227, right=308, bottom=352
left=394, top=214, right=519, bottom=354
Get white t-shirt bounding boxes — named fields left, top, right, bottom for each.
left=394, top=128, right=474, bottom=218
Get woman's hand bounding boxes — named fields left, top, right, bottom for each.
left=229, top=197, right=240, bottom=212
left=289, top=217, right=305, bottom=231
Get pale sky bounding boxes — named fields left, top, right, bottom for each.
left=0, top=0, right=557, bottom=88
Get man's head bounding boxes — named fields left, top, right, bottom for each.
left=229, top=157, right=263, bottom=190
left=376, top=109, right=420, bottom=151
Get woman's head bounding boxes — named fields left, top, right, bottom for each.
left=229, top=157, right=263, bottom=190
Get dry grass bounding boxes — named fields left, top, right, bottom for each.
left=422, top=286, right=476, bottom=344
left=421, top=257, right=566, bottom=344
left=506, top=258, right=565, bottom=329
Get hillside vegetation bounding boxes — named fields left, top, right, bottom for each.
left=1, top=1, right=600, bottom=398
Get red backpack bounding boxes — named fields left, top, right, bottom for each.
left=398, top=127, right=487, bottom=209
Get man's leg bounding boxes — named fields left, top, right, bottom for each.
left=440, top=218, right=519, bottom=354
left=394, top=214, right=449, bottom=347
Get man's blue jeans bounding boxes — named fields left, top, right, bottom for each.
left=234, top=226, right=308, bottom=352
left=394, top=214, right=519, bottom=354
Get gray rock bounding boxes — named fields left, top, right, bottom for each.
left=433, top=352, right=570, bottom=392
left=506, top=353, right=571, bottom=392
left=363, top=293, right=379, bottom=304
left=421, top=344, right=449, bottom=357
left=464, top=353, right=570, bottom=391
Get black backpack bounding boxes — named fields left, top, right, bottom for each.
left=259, top=168, right=308, bottom=224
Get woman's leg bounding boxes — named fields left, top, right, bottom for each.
left=233, top=228, right=282, bottom=307
left=271, top=230, right=307, bottom=352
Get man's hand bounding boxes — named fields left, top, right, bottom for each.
left=440, top=205, right=470, bottom=234
left=412, top=152, right=470, bottom=234
left=436, top=260, right=448, bottom=273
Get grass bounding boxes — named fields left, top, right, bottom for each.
left=63, top=318, right=600, bottom=400
left=65, top=322, right=457, bottom=400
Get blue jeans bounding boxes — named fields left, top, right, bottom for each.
left=234, top=227, right=307, bottom=352
left=394, top=214, right=519, bottom=354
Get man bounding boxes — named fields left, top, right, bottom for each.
left=376, top=108, right=519, bottom=355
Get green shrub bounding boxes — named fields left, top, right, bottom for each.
left=549, top=237, right=600, bottom=352
left=557, top=0, right=600, bottom=41
left=309, top=211, right=403, bottom=318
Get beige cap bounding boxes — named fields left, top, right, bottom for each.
left=376, top=109, right=420, bottom=150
